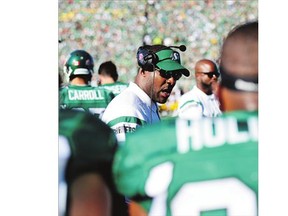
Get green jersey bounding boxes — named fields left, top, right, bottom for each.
left=59, top=84, right=115, bottom=118
left=113, top=111, right=258, bottom=216
left=98, top=81, right=128, bottom=96
left=59, top=109, right=128, bottom=216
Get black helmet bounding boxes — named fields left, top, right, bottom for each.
left=63, top=50, right=94, bottom=81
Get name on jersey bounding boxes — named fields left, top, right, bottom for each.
left=68, top=89, right=104, bottom=100
left=176, top=116, right=258, bottom=153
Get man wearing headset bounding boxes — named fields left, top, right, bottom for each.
left=101, top=44, right=190, bottom=143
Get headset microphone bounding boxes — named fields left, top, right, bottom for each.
left=169, top=45, right=186, bottom=52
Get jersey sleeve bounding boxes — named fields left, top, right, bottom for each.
left=101, top=99, right=148, bottom=143
left=59, top=87, right=69, bottom=109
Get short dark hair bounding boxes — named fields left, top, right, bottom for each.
left=225, top=20, right=258, bottom=41
left=98, top=61, right=118, bottom=81
left=219, top=20, right=258, bottom=92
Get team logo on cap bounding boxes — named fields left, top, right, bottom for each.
left=172, top=52, right=180, bottom=63
left=172, top=52, right=179, bottom=60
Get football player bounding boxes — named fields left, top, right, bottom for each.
left=97, top=60, right=128, bottom=96
left=59, top=50, right=115, bottom=118
left=59, top=109, right=128, bottom=216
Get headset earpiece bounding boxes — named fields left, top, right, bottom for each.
left=137, top=46, right=158, bottom=71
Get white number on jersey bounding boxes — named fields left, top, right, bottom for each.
left=145, top=163, right=257, bottom=216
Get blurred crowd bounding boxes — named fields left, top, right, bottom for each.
left=59, top=0, right=257, bottom=115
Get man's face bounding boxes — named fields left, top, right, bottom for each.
left=151, top=69, right=180, bottom=104
left=196, top=63, right=219, bottom=88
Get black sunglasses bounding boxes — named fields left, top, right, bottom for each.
left=198, top=71, right=220, bottom=78
left=157, top=69, right=182, bottom=80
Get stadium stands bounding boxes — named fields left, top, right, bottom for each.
left=59, top=0, right=258, bottom=92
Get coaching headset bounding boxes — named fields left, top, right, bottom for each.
left=136, top=45, right=188, bottom=73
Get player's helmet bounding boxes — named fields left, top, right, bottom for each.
left=63, top=50, right=94, bottom=81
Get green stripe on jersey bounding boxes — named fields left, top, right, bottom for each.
left=179, top=99, right=201, bottom=109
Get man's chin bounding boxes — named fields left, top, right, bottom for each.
left=158, top=91, right=171, bottom=103
left=157, top=97, right=168, bottom=104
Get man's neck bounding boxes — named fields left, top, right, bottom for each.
left=197, top=84, right=213, bottom=95
left=70, top=77, right=88, bottom=85
left=99, top=77, right=115, bottom=85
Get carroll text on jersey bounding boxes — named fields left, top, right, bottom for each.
left=68, top=89, right=105, bottom=100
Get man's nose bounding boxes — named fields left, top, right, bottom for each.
left=166, top=76, right=176, bottom=85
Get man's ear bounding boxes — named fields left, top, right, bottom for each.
left=139, top=68, right=148, bottom=76
left=194, top=71, right=200, bottom=79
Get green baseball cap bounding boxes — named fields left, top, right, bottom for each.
left=155, top=49, right=190, bottom=77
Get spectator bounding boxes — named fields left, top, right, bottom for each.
left=101, top=44, right=190, bottom=143
left=97, top=60, right=128, bottom=96
left=177, top=59, right=222, bottom=119
left=113, top=20, right=258, bottom=215
left=59, top=109, right=128, bottom=216
left=59, top=50, right=115, bottom=118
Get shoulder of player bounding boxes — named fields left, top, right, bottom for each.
left=179, top=88, right=199, bottom=101
left=59, top=85, right=70, bottom=91
left=116, top=81, right=129, bottom=86
left=222, top=110, right=258, bottom=119
left=126, top=117, right=177, bottom=140
left=101, top=92, right=139, bottom=116
left=110, top=86, right=140, bottom=103
left=92, top=86, right=116, bottom=95
left=60, top=110, right=117, bottom=152
left=117, top=118, right=178, bottom=167
left=102, top=98, right=143, bottom=123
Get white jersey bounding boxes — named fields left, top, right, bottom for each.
left=101, top=82, right=160, bottom=143
left=177, top=85, right=222, bottom=119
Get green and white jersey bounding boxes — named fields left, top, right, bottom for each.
left=101, top=82, right=161, bottom=143
left=59, top=109, right=128, bottom=216
left=59, top=84, right=115, bottom=118
left=98, top=81, right=128, bottom=96
left=113, top=111, right=258, bottom=216
left=178, top=85, right=222, bottom=119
